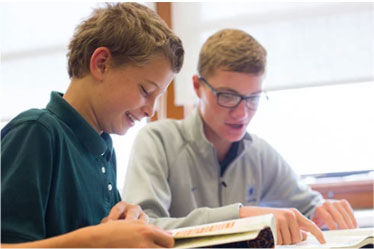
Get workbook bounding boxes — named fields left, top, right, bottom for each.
left=278, top=227, right=374, bottom=248
left=168, top=214, right=276, bottom=248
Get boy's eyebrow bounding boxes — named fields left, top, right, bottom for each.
left=216, top=87, right=262, bottom=96
left=144, top=80, right=166, bottom=93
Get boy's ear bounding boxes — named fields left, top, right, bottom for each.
left=90, top=47, right=111, bottom=81
left=192, top=75, right=202, bottom=98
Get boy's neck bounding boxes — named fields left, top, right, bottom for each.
left=201, top=120, right=233, bottom=162
left=63, top=77, right=102, bottom=134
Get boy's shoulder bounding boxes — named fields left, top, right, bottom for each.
left=138, top=118, right=186, bottom=144
left=2, top=108, right=60, bottom=136
left=145, top=118, right=182, bottom=132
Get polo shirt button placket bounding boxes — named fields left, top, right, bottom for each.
left=100, top=151, right=106, bottom=175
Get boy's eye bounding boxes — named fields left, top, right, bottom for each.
left=249, top=96, right=260, bottom=103
left=140, top=85, right=149, bottom=97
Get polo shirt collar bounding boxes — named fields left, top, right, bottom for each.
left=46, top=91, right=112, bottom=157
left=183, top=108, right=253, bottom=153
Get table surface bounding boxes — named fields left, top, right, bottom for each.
left=354, top=209, right=374, bottom=228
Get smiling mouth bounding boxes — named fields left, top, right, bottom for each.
left=126, top=111, right=138, bottom=123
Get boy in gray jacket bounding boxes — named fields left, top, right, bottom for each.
left=123, top=29, right=357, bottom=245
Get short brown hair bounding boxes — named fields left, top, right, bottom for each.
left=67, top=3, right=184, bottom=78
left=198, top=29, right=266, bottom=78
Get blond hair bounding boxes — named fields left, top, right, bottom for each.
left=67, top=2, right=184, bottom=78
left=198, top=29, right=266, bottom=78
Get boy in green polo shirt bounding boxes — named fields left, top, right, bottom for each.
left=1, top=3, right=184, bottom=247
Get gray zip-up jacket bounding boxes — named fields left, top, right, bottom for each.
left=123, top=109, right=323, bottom=229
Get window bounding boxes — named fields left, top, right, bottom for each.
left=250, top=81, right=374, bottom=175
left=172, top=2, right=374, bottom=175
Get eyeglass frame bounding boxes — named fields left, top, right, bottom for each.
left=198, top=77, right=267, bottom=110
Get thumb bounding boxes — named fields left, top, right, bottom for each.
left=301, top=230, right=308, bottom=241
left=107, top=201, right=127, bottom=221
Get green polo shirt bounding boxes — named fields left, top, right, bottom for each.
left=1, top=91, right=121, bottom=243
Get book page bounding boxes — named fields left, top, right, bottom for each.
left=277, top=227, right=374, bottom=248
left=170, top=214, right=275, bottom=239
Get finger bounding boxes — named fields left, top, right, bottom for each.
left=277, top=228, right=283, bottom=245
left=341, top=200, right=358, bottom=228
left=139, top=212, right=149, bottom=223
left=301, top=230, right=308, bottom=241
left=326, top=201, right=347, bottom=229
left=101, top=217, right=109, bottom=224
left=124, top=205, right=142, bottom=220
left=316, top=206, right=337, bottom=230
left=107, top=201, right=127, bottom=221
left=289, top=209, right=302, bottom=244
left=150, top=226, right=175, bottom=248
left=296, top=211, right=326, bottom=244
left=333, top=201, right=353, bottom=229
left=312, top=212, right=325, bottom=228
left=280, top=220, right=292, bottom=245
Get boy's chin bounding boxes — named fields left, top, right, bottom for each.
left=114, top=126, right=129, bottom=136
left=225, top=132, right=246, bottom=143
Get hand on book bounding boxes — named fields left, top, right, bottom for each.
left=101, top=201, right=149, bottom=223
left=239, top=206, right=326, bottom=245
left=312, top=199, right=358, bottom=230
left=86, top=220, right=175, bottom=248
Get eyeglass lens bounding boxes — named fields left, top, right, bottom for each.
left=218, top=93, right=260, bottom=109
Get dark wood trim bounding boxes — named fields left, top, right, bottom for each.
left=156, top=2, right=171, bottom=24
left=151, top=2, right=184, bottom=121
left=309, top=180, right=374, bottom=209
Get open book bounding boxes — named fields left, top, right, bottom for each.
left=278, top=227, right=374, bottom=248
left=168, top=214, right=276, bottom=248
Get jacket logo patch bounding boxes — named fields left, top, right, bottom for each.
left=246, top=184, right=257, bottom=203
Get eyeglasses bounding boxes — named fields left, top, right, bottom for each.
left=199, top=77, right=267, bottom=110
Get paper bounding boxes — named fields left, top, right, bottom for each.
left=277, top=227, right=374, bottom=248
